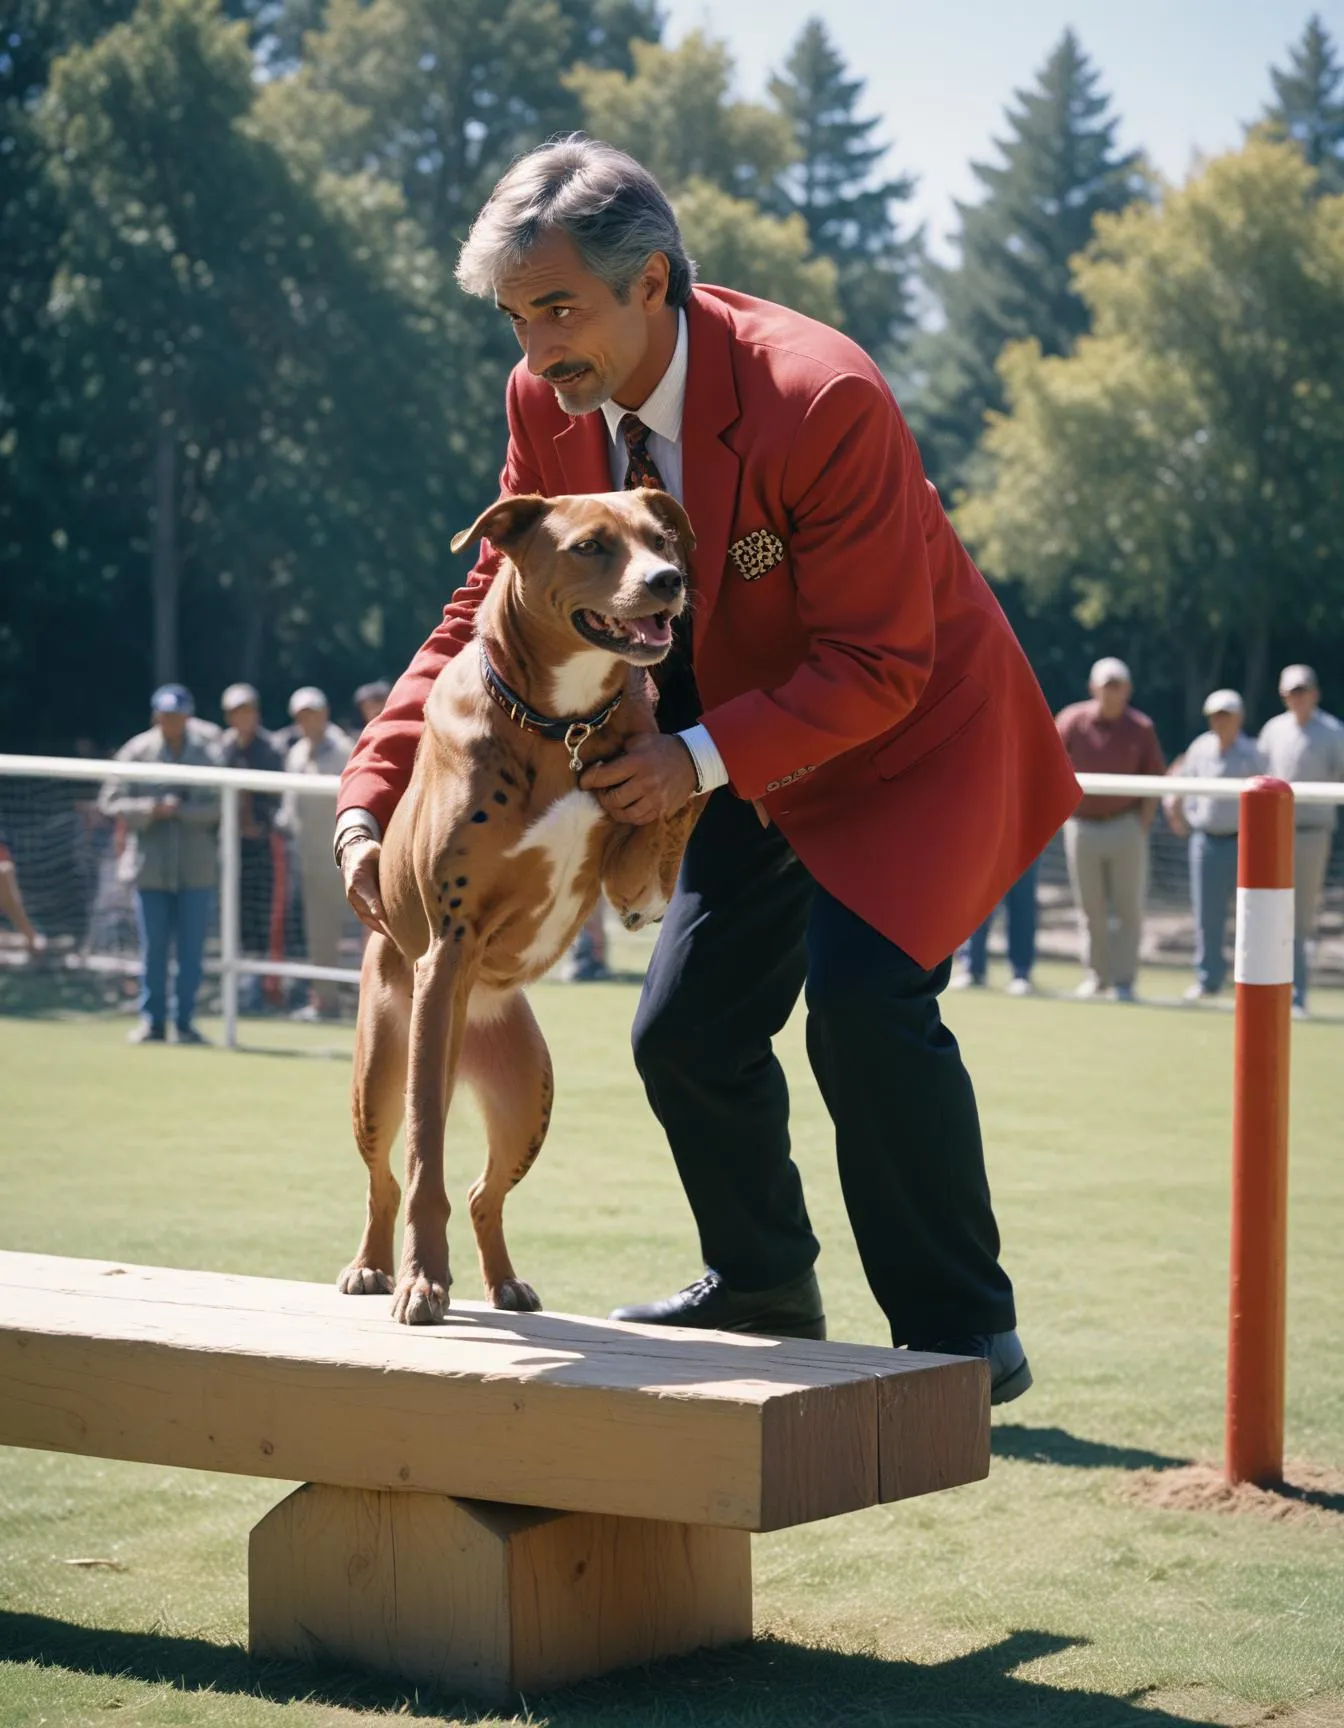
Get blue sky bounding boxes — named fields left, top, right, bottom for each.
left=658, top=0, right=1344, bottom=258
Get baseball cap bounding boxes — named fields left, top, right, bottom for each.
left=150, top=683, right=195, bottom=716
left=354, top=679, right=391, bottom=706
left=1203, top=688, right=1244, bottom=717
left=1278, top=663, right=1317, bottom=694
left=288, top=685, right=329, bottom=717
left=221, top=681, right=260, bottom=713
left=1089, top=657, right=1132, bottom=688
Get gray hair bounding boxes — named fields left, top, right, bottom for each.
left=456, top=137, right=697, bottom=309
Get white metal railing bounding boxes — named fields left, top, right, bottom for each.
left=1073, top=772, right=1343, bottom=806
left=0, top=753, right=347, bottom=1048
left=2, top=753, right=1343, bottom=1049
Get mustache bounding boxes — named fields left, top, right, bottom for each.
left=544, top=362, right=592, bottom=384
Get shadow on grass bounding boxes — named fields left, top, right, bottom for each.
left=993, top=1424, right=1191, bottom=1472
left=0, top=1614, right=1230, bottom=1725
left=1277, top=1477, right=1344, bottom=1516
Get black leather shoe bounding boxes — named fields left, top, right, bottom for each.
left=907, top=1329, right=1033, bottom=1405
left=609, top=1269, right=826, bottom=1341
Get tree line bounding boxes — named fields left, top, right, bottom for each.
left=2, top=2, right=1342, bottom=751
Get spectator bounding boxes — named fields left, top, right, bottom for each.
left=951, top=864, right=1038, bottom=996
left=1257, top=665, right=1344, bottom=1017
left=220, top=683, right=284, bottom=1008
left=1056, top=658, right=1166, bottom=1002
left=98, top=684, right=219, bottom=1044
left=1164, top=690, right=1265, bottom=1002
left=0, top=833, right=47, bottom=960
left=280, top=687, right=353, bottom=1020
left=353, top=680, right=392, bottom=733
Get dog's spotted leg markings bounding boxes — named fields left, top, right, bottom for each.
left=337, top=934, right=411, bottom=1297
left=461, top=989, right=551, bottom=1312
left=391, top=936, right=466, bottom=1325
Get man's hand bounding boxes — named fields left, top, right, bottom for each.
left=152, top=795, right=179, bottom=820
left=341, top=836, right=391, bottom=938
left=580, top=734, right=698, bottom=825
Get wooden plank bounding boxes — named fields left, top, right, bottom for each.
left=0, top=1252, right=910, bottom=1394
left=249, top=1484, right=751, bottom=1701
left=877, top=1356, right=991, bottom=1503
left=0, top=1252, right=988, bottom=1528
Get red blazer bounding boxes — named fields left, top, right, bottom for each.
left=340, top=285, right=1080, bottom=967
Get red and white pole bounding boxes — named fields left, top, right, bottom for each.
left=1226, top=776, right=1294, bottom=1487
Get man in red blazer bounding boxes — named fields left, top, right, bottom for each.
left=336, top=139, right=1079, bottom=1399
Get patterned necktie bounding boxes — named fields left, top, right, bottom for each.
left=619, top=412, right=665, bottom=491
left=617, top=414, right=700, bottom=729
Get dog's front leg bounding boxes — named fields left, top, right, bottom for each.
left=392, top=934, right=468, bottom=1325
left=601, top=797, right=703, bottom=932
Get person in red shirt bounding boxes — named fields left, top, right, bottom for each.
left=1055, top=658, right=1166, bottom=1001
left=335, top=139, right=1080, bottom=1397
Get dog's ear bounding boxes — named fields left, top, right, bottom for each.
left=450, top=495, right=550, bottom=557
left=639, top=489, right=696, bottom=556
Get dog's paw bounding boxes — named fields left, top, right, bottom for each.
left=619, top=893, right=669, bottom=933
left=492, top=1278, right=542, bottom=1313
left=337, top=1263, right=394, bottom=1296
left=391, top=1271, right=450, bottom=1325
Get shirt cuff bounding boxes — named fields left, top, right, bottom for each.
left=333, top=805, right=382, bottom=863
left=677, top=724, right=729, bottom=793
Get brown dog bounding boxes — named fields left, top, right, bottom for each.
left=337, top=489, right=700, bottom=1325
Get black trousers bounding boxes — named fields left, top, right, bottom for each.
left=632, top=790, right=1017, bottom=1345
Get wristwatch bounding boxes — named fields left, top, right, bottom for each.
left=335, top=825, right=377, bottom=870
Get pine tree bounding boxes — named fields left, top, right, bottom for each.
left=909, top=30, right=1144, bottom=494
left=1260, top=14, right=1344, bottom=194
left=769, top=17, right=920, bottom=362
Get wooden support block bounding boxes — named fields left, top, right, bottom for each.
left=249, top=1483, right=752, bottom=1702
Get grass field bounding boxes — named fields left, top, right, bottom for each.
left=2, top=966, right=1343, bottom=1728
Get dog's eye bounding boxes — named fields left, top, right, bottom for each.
left=651, top=533, right=666, bottom=551
left=570, top=538, right=604, bottom=556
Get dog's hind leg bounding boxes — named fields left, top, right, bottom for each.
left=460, top=990, right=553, bottom=1312
left=338, top=935, right=411, bottom=1297
left=391, top=934, right=468, bottom=1326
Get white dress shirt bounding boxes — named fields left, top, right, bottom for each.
left=600, top=309, right=688, bottom=500
left=335, top=309, right=726, bottom=855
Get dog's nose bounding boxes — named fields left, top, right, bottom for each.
left=643, top=565, right=684, bottom=603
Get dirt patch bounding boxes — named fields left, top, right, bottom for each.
left=1138, top=1691, right=1344, bottom=1726
left=1122, top=1460, right=1344, bottom=1527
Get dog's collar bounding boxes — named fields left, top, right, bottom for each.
left=478, top=641, right=623, bottom=773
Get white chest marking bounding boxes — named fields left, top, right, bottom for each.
left=549, top=650, right=618, bottom=720
left=506, top=790, right=605, bottom=971
left=466, top=986, right=516, bottom=1026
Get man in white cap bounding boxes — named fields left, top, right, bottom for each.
left=99, top=684, right=220, bottom=1043
left=1055, top=658, right=1166, bottom=1001
left=1164, top=691, right=1265, bottom=1001
left=280, top=688, right=354, bottom=1019
left=1257, top=666, right=1344, bottom=1015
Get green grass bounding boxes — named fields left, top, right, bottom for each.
left=2, top=970, right=1343, bottom=1727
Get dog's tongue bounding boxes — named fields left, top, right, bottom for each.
left=625, top=615, right=672, bottom=649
